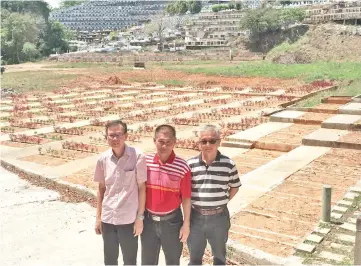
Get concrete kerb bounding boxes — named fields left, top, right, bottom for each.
left=0, top=159, right=97, bottom=206
left=280, top=86, right=339, bottom=108
left=351, top=94, right=361, bottom=103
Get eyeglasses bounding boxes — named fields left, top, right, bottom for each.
left=199, top=139, right=220, bottom=145
left=107, top=133, right=124, bottom=139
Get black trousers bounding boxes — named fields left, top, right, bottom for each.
left=141, top=208, right=183, bottom=265
left=101, top=222, right=138, bottom=265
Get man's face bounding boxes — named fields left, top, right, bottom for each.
left=154, top=129, right=176, bottom=158
left=106, top=124, right=127, bottom=148
left=199, top=130, right=220, bottom=156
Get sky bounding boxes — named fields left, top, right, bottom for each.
left=45, top=0, right=62, bottom=8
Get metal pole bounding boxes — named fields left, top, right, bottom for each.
left=322, top=185, right=332, bottom=223
left=355, top=215, right=361, bottom=265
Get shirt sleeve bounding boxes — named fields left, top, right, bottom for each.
left=180, top=170, right=192, bottom=199
left=136, top=152, right=147, bottom=184
left=93, top=158, right=105, bottom=183
left=229, top=164, right=242, bottom=188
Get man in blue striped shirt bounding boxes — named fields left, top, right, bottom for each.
left=187, top=124, right=241, bottom=265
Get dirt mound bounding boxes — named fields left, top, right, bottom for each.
left=272, top=51, right=312, bottom=64
left=104, top=75, right=128, bottom=85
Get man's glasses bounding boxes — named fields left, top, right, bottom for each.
left=199, top=139, right=219, bottom=145
left=107, top=133, right=124, bottom=139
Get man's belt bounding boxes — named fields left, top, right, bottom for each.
left=147, top=210, right=178, bottom=222
left=192, top=206, right=224, bottom=216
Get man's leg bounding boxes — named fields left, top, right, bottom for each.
left=141, top=215, right=161, bottom=265
left=187, top=210, right=207, bottom=265
left=206, top=208, right=231, bottom=265
left=101, top=222, right=119, bottom=266
left=160, top=209, right=183, bottom=265
left=117, top=223, right=138, bottom=265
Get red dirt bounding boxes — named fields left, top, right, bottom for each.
left=62, top=166, right=97, bottom=191
left=339, top=131, right=361, bottom=144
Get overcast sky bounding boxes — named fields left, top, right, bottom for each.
left=45, top=0, right=62, bottom=8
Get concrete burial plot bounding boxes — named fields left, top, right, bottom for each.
left=322, top=114, right=361, bottom=130
left=339, top=102, right=361, bottom=115
left=302, top=128, right=348, bottom=147
left=352, top=94, right=361, bottom=103
left=270, top=110, right=305, bottom=123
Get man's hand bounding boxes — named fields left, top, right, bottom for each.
left=179, top=223, right=190, bottom=243
left=133, top=219, right=143, bottom=237
left=95, top=219, right=102, bottom=235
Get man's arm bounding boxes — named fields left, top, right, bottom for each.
left=95, top=182, right=106, bottom=234
left=229, top=187, right=239, bottom=201
left=179, top=170, right=192, bottom=242
left=134, top=152, right=147, bottom=236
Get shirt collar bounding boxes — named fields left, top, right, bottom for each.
left=153, top=150, right=176, bottom=165
left=110, top=144, right=130, bottom=160
left=198, top=150, right=221, bottom=165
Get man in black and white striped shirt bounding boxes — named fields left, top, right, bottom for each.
left=187, top=124, right=241, bottom=265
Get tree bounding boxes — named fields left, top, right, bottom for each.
left=1, top=12, right=42, bottom=63
left=39, top=21, right=73, bottom=55
left=188, top=1, right=202, bottom=14
left=239, top=7, right=305, bottom=52
left=59, top=0, right=86, bottom=9
left=22, top=42, right=39, bottom=61
left=145, top=14, right=167, bottom=51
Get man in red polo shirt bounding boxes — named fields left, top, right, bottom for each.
left=141, top=124, right=191, bottom=265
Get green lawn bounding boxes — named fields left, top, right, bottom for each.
left=1, top=71, right=81, bottom=92
left=296, top=79, right=361, bottom=107
left=165, top=61, right=361, bottom=82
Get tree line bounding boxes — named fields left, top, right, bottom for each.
left=1, top=0, right=74, bottom=64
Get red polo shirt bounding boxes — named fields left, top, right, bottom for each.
left=145, top=151, right=191, bottom=215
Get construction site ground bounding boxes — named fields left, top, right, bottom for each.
left=1, top=62, right=361, bottom=265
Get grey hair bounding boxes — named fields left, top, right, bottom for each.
left=198, top=124, right=221, bottom=138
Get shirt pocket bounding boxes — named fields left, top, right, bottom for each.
left=165, top=174, right=181, bottom=189
left=122, top=169, right=135, bottom=186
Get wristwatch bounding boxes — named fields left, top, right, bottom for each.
left=137, top=214, right=145, bottom=221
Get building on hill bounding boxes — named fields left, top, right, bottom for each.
left=304, top=1, right=361, bottom=24
left=50, top=0, right=169, bottom=31
left=184, top=10, right=245, bottom=48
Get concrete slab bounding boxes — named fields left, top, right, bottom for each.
left=229, top=146, right=330, bottom=216
left=350, top=186, right=361, bottom=194
left=218, top=147, right=248, bottom=158
left=226, top=122, right=292, bottom=143
left=313, top=227, right=331, bottom=235
left=295, top=243, right=315, bottom=253
left=302, top=128, right=349, bottom=148
left=337, top=200, right=353, bottom=207
left=331, top=212, right=343, bottom=219
left=270, top=110, right=305, bottom=123
left=319, top=251, right=345, bottom=262
left=339, top=102, right=361, bottom=115
left=344, top=192, right=358, bottom=200
left=305, top=234, right=324, bottom=243
left=340, top=223, right=356, bottom=232
left=348, top=218, right=357, bottom=224
left=322, top=114, right=361, bottom=130
left=336, top=234, right=355, bottom=244
left=332, top=205, right=348, bottom=213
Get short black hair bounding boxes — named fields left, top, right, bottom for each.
left=105, top=120, right=127, bottom=136
left=154, top=124, right=176, bottom=138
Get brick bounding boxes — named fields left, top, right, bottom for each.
left=296, top=243, right=315, bottom=253
left=319, top=251, right=346, bottom=262
left=306, top=234, right=324, bottom=243
left=337, top=200, right=353, bottom=207
left=331, top=212, right=343, bottom=219
left=340, top=223, right=356, bottom=232
left=332, top=205, right=348, bottom=213
left=337, top=234, right=355, bottom=244
left=331, top=243, right=353, bottom=253
left=314, top=227, right=331, bottom=235
left=344, top=192, right=358, bottom=200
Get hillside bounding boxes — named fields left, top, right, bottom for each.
left=266, top=23, right=361, bottom=63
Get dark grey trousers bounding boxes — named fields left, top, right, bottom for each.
left=141, top=208, right=183, bottom=265
left=187, top=207, right=230, bottom=265
left=101, top=222, right=138, bottom=265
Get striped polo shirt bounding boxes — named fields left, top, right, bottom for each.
left=187, top=151, right=241, bottom=209
left=145, top=151, right=191, bottom=215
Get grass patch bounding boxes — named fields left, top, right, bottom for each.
left=165, top=61, right=361, bottom=82
left=1, top=71, right=81, bottom=92
left=158, top=79, right=186, bottom=86
left=152, top=59, right=225, bottom=66
left=42, top=62, right=133, bottom=72
left=296, top=79, right=361, bottom=107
